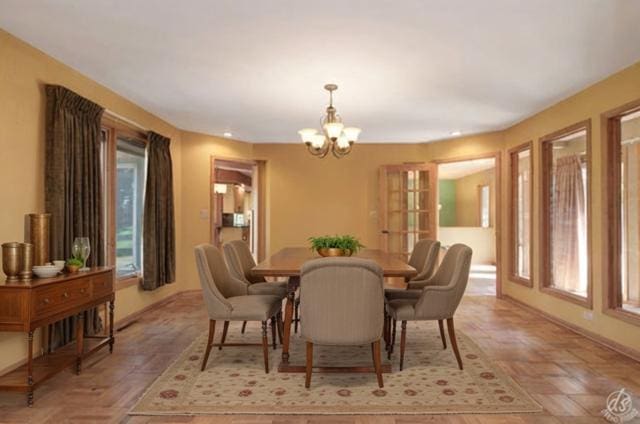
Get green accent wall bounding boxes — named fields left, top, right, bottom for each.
left=439, top=180, right=456, bottom=226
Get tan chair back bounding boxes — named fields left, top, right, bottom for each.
left=414, top=244, right=472, bottom=319
left=195, top=244, right=248, bottom=318
left=408, top=239, right=441, bottom=281
left=223, top=240, right=264, bottom=284
left=300, top=257, right=384, bottom=346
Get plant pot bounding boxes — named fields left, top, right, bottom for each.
left=66, top=264, right=80, bottom=274
left=317, top=248, right=352, bottom=257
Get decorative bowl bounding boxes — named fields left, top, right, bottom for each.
left=317, top=248, right=352, bottom=257
left=32, top=265, right=59, bottom=278
left=52, top=260, right=66, bottom=272
left=66, top=264, right=80, bottom=274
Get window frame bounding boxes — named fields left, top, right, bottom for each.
left=602, top=99, right=640, bottom=327
left=101, top=116, right=148, bottom=290
left=508, top=141, right=533, bottom=287
left=539, top=120, right=593, bottom=309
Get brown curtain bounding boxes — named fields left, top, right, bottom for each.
left=551, top=155, right=586, bottom=293
left=142, top=131, right=176, bottom=290
left=45, top=85, right=105, bottom=347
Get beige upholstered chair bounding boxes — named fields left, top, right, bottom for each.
left=223, top=240, right=287, bottom=334
left=195, top=244, right=283, bottom=373
left=386, top=244, right=472, bottom=371
left=385, top=239, right=441, bottom=302
left=300, top=257, right=385, bottom=388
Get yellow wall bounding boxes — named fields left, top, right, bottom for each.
left=455, top=168, right=495, bottom=227
left=501, top=61, right=640, bottom=354
left=0, top=29, right=184, bottom=371
left=178, top=130, right=254, bottom=290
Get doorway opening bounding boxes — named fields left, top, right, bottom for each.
left=210, top=157, right=266, bottom=261
left=435, top=154, right=502, bottom=296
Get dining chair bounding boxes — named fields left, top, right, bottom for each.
left=300, top=257, right=385, bottom=388
left=385, top=243, right=472, bottom=371
left=195, top=244, right=283, bottom=373
left=223, top=240, right=287, bottom=336
left=385, top=239, right=441, bottom=302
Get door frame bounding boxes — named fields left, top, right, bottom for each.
left=210, top=156, right=267, bottom=262
left=432, top=151, right=503, bottom=298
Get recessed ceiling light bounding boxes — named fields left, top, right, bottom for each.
left=450, top=130, right=462, bottom=137
left=223, top=132, right=232, bottom=138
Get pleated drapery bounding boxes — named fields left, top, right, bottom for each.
left=550, top=155, right=587, bottom=294
left=44, top=85, right=105, bottom=347
left=142, top=131, right=176, bottom=290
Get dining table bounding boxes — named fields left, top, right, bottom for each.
left=252, top=247, right=417, bottom=373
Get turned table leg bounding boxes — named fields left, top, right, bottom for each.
left=281, top=276, right=299, bottom=366
left=76, top=312, right=84, bottom=375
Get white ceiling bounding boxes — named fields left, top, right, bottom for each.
left=1, top=0, right=640, bottom=143
left=438, top=158, right=495, bottom=180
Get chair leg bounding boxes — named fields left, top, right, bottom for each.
left=388, top=319, right=397, bottom=360
left=383, top=313, right=390, bottom=351
left=276, top=311, right=284, bottom=344
left=201, top=320, right=216, bottom=371
left=446, top=317, right=463, bottom=370
left=241, top=321, right=247, bottom=334
left=218, top=321, right=229, bottom=350
left=271, top=316, right=277, bottom=349
left=305, top=341, right=313, bottom=388
left=261, top=321, right=269, bottom=373
left=294, top=301, right=300, bottom=334
left=372, top=340, right=384, bottom=388
left=399, top=320, right=407, bottom=371
left=438, top=319, right=447, bottom=350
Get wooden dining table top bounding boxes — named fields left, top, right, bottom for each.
left=252, top=247, right=417, bottom=278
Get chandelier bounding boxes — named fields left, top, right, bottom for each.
left=298, top=84, right=361, bottom=158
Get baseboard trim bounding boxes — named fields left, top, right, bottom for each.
left=503, top=294, right=640, bottom=363
left=115, top=289, right=201, bottom=331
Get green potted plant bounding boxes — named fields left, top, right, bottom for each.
left=308, top=235, right=365, bottom=257
left=66, top=257, right=82, bottom=273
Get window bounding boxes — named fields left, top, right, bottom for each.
left=478, top=185, right=490, bottom=228
left=540, top=122, right=591, bottom=307
left=603, top=102, right=640, bottom=323
left=101, top=120, right=148, bottom=281
left=509, top=143, right=532, bottom=285
left=116, top=138, right=146, bottom=277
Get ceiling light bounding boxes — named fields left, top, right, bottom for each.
left=298, top=84, right=360, bottom=159
left=223, top=132, right=232, bottom=138
left=450, top=130, right=462, bottom=137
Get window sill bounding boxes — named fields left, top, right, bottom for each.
left=508, top=274, right=533, bottom=288
left=603, top=307, right=640, bottom=327
left=116, top=275, right=141, bottom=291
left=540, top=286, right=592, bottom=309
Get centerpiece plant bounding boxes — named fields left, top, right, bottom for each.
left=308, top=235, right=365, bottom=257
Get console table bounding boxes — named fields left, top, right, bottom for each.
left=0, top=267, right=114, bottom=406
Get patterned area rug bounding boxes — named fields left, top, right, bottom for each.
left=130, top=321, right=541, bottom=415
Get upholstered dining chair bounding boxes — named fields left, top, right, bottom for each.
left=385, top=244, right=472, bottom=371
left=195, top=244, right=283, bottom=373
left=385, top=239, right=441, bottom=301
left=300, top=257, right=385, bottom=389
left=223, top=240, right=287, bottom=336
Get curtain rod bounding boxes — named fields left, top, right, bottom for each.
left=104, top=109, right=149, bottom=132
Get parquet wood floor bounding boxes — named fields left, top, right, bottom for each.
left=0, top=291, right=638, bottom=424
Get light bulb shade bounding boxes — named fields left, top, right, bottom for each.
left=213, top=183, right=227, bottom=194
left=310, top=134, right=326, bottom=149
left=323, top=122, right=344, bottom=140
left=343, top=127, right=361, bottom=142
left=298, top=128, right=317, bottom=143
left=336, top=134, right=350, bottom=149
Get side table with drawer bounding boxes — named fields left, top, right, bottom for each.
left=0, top=267, right=115, bottom=406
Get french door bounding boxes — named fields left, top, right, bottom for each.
left=379, top=163, right=438, bottom=260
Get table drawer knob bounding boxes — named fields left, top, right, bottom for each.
left=43, top=298, right=50, bottom=304
left=80, top=288, right=86, bottom=294
left=62, top=292, right=69, bottom=298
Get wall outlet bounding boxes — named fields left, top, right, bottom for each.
left=583, top=311, right=594, bottom=321
left=199, top=209, right=209, bottom=220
